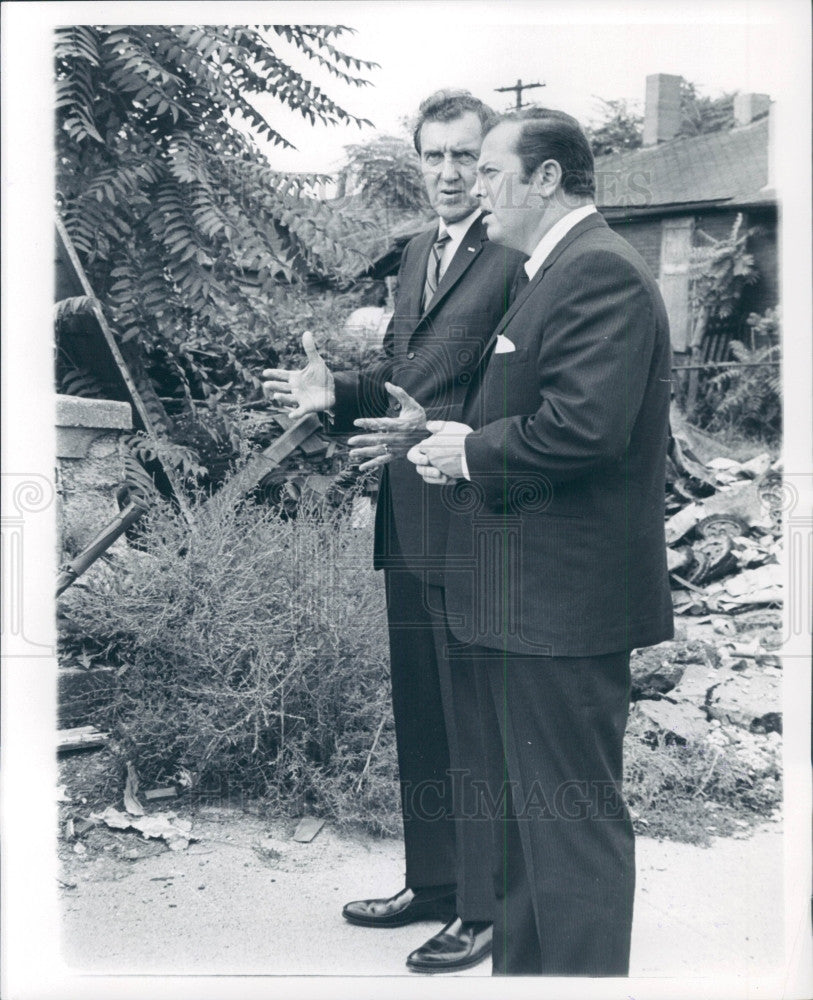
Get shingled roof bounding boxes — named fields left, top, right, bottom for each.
left=594, top=115, right=772, bottom=211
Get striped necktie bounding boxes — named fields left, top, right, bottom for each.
left=422, top=230, right=452, bottom=310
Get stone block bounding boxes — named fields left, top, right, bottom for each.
left=56, top=395, right=132, bottom=431
left=55, top=395, right=133, bottom=557
left=630, top=644, right=686, bottom=699
left=707, top=666, right=782, bottom=733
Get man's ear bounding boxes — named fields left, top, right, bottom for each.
left=530, top=159, right=562, bottom=198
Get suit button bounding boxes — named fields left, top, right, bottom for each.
left=406, top=351, right=415, bottom=359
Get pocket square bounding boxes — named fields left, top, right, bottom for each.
left=494, top=334, right=516, bottom=354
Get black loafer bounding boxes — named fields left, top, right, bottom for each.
left=342, top=885, right=456, bottom=928
left=406, top=917, right=492, bottom=973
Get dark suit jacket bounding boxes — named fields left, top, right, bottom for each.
left=443, top=212, right=674, bottom=656
left=333, top=215, right=526, bottom=580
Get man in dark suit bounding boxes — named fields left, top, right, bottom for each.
left=262, top=90, right=525, bottom=973
left=409, top=107, right=674, bottom=975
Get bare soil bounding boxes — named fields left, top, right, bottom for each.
left=58, top=805, right=784, bottom=979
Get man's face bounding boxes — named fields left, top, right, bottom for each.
left=473, top=122, right=543, bottom=252
left=419, top=112, right=483, bottom=224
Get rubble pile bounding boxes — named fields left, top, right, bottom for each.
left=629, top=632, right=782, bottom=814
left=665, top=438, right=782, bottom=616
left=621, top=436, right=785, bottom=822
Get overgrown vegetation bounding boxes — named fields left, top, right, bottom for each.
left=692, top=309, right=781, bottom=445
left=60, top=490, right=781, bottom=842
left=58, top=489, right=400, bottom=833
left=677, top=214, right=780, bottom=445
left=56, top=24, right=378, bottom=488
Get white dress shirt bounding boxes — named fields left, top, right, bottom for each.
left=523, top=204, right=598, bottom=280
left=436, top=208, right=481, bottom=279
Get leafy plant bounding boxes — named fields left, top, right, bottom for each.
left=699, top=309, right=781, bottom=444
left=689, top=214, right=759, bottom=331
left=681, top=214, right=762, bottom=419
left=586, top=98, right=643, bottom=157
left=677, top=81, right=737, bottom=138
left=338, top=134, right=428, bottom=211
left=55, top=24, right=378, bottom=486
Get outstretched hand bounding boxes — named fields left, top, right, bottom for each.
left=262, top=331, right=335, bottom=419
left=347, top=383, right=428, bottom=472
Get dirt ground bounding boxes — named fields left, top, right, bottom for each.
left=58, top=806, right=784, bottom=980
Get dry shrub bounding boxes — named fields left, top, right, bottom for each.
left=58, top=487, right=400, bottom=832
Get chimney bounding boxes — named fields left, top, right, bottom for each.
left=733, top=92, right=770, bottom=126
left=643, top=73, right=683, bottom=147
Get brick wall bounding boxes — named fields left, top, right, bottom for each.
left=605, top=217, right=663, bottom=274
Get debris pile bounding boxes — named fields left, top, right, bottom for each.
left=629, top=632, right=783, bottom=820
left=630, top=431, right=784, bottom=819
left=665, top=438, right=782, bottom=616
left=89, top=807, right=194, bottom=851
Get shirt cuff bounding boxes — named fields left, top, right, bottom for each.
left=461, top=437, right=471, bottom=481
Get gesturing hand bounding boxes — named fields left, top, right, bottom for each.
left=347, top=383, right=428, bottom=472
left=262, top=331, right=336, bottom=419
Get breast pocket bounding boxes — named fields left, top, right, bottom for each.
left=492, top=346, right=530, bottom=366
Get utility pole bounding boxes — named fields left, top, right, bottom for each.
left=494, top=78, right=545, bottom=111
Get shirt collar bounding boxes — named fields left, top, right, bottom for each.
left=524, top=204, right=598, bottom=280
left=438, top=208, right=481, bottom=244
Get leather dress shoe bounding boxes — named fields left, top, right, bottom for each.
left=406, top=917, right=492, bottom=973
left=342, top=885, right=456, bottom=928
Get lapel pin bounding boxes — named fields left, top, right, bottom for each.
left=466, top=246, right=475, bottom=252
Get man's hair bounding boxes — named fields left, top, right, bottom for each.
left=412, top=89, right=497, bottom=154
left=501, top=107, right=595, bottom=197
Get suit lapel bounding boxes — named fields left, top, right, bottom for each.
left=476, top=212, right=609, bottom=360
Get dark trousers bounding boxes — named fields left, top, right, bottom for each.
left=457, top=646, right=635, bottom=976
left=385, top=568, right=493, bottom=921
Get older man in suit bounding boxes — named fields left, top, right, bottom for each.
left=410, top=108, right=674, bottom=975
left=262, top=90, right=525, bottom=973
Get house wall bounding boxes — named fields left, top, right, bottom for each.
left=604, top=208, right=778, bottom=351
left=603, top=217, right=662, bottom=275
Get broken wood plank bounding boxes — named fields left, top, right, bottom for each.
left=143, top=787, right=178, bottom=801
left=291, top=817, right=325, bottom=843
left=57, top=726, right=108, bottom=753
left=202, top=412, right=323, bottom=512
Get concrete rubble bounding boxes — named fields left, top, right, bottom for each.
left=665, top=434, right=782, bottom=615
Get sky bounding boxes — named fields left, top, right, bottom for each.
left=249, top=0, right=795, bottom=175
